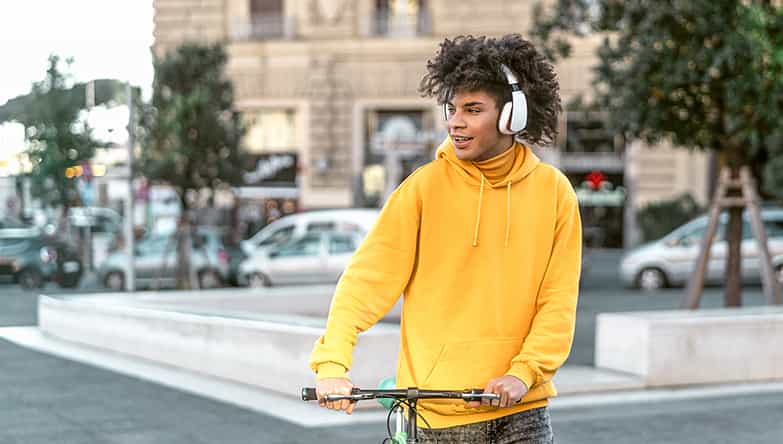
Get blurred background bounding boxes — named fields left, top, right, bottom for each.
left=1, top=1, right=783, bottom=442
left=5, top=0, right=779, bottom=295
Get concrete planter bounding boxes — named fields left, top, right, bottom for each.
left=596, top=306, right=783, bottom=386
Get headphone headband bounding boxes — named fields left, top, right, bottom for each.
left=500, top=64, right=519, bottom=85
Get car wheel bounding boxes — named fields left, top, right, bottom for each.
left=198, top=269, right=223, bottom=289
left=248, top=272, right=271, bottom=288
left=18, top=269, right=43, bottom=290
left=105, top=271, right=125, bottom=291
left=637, top=268, right=667, bottom=291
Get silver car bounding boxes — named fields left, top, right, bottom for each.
left=238, top=231, right=364, bottom=287
left=620, top=207, right=783, bottom=290
left=98, top=228, right=230, bottom=290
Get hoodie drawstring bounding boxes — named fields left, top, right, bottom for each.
left=473, top=175, right=485, bottom=247
left=505, top=180, right=511, bottom=248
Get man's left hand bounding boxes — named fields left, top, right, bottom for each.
left=467, top=375, right=528, bottom=409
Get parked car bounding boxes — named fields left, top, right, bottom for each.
left=0, top=216, right=39, bottom=238
left=240, top=209, right=380, bottom=257
left=0, top=232, right=83, bottom=289
left=67, top=206, right=121, bottom=234
left=98, top=228, right=230, bottom=291
left=620, top=207, right=783, bottom=290
left=239, top=230, right=365, bottom=287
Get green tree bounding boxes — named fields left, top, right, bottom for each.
left=0, top=55, right=102, bottom=225
left=533, top=0, right=783, bottom=306
left=0, top=57, right=133, bottom=219
left=138, top=43, right=244, bottom=289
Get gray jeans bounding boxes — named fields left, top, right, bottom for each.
left=417, top=407, right=554, bottom=444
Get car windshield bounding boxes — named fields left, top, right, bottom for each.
left=275, top=234, right=321, bottom=257
left=328, top=233, right=358, bottom=254
left=259, top=225, right=295, bottom=246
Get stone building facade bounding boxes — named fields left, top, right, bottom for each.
left=152, top=0, right=710, bottom=247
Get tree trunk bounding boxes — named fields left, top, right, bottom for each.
left=176, top=210, right=193, bottom=290
left=722, top=145, right=745, bottom=306
left=724, top=203, right=743, bottom=306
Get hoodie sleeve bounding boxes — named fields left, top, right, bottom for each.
left=505, top=176, right=582, bottom=390
left=309, top=178, right=421, bottom=379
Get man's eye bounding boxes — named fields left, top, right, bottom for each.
left=469, top=109, right=480, bottom=113
left=447, top=107, right=456, bottom=114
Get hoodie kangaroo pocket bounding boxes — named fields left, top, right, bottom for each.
left=420, top=337, right=524, bottom=416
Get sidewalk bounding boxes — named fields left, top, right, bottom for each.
left=4, top=324, right=783, bottom=431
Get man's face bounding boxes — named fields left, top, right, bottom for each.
left=446, top=90, right=514, bottom=162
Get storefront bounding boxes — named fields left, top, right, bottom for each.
left=561, top=112, right=627, bottom=248
left=236, top=151, right=300, bottom=239
left=358, top=108, right=443, bottom=207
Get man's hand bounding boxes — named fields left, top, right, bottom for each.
left=316, top=377, right=356, bottom=414
left=467, top=375, right=528, bottom=409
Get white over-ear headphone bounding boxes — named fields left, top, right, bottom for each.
left=443, top=63, right=528, bottom=135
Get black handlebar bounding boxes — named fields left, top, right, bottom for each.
left=301, top=387, right=500, bottom=403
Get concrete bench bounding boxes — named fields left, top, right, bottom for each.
left=38, top=294, right=400, bottom=397
left=595, top=306, right=783, bottom=386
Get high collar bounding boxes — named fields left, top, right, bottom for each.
left=472, top=145, right=517, bottom=185
left=435, top=137, right=540, bottom=188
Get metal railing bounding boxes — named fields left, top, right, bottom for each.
left=365, top=8, right=431, bottom=37
left=231, top=14, right=297, bottom=41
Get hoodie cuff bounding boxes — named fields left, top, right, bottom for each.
left=505, top=362, right=538, bottom=391
left=315, top=362, right=349, bottom=380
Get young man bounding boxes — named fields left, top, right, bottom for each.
left=310, top=34, right=581, bottom=443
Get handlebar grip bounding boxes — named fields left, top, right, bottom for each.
left=301, top=387, right=318, bottom=401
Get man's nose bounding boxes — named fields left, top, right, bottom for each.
left=448, top=111, right=466, bottom=129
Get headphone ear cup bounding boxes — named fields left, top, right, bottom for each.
left=498, top=102, right=514, bottom=135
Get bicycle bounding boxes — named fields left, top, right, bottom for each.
left=301, top=379, right=500, bottom=444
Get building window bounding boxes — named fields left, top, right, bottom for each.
left=564, top=112, right=622, bottom=155
left=371, top=0, right=430, bottom=36
left=240, top=109, right=299, bottom=189
left=251, top=0, right=282, bottom=16
left=244, top=109, right=297, bottom=154
left=233, top=0, right=294, bottom=40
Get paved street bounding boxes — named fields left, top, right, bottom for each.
left=0, top=249, right=781, bottom=443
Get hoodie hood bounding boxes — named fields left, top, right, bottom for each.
left=435, top=136, right=541, bottom=247
left=435, top=136, right=540, bottom=188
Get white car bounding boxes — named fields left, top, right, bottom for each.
left=240, top=208, right=379, bottom=256
left=620, top=207, right=783, bottom=290
left=239, top=231, right=365, bottom=287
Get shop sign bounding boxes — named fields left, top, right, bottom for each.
left=575, top=171, right=626, bottom=207
left=242, top=152, right=298, bottom=186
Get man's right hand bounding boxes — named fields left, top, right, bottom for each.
left=316, top=377, right=356, bottom=414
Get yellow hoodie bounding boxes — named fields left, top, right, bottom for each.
left=310, top=137, right=582, bottom=428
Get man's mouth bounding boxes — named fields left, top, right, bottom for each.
left=452, top=135, right=473, bottom=143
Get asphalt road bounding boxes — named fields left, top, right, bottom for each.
left=0, top=249, right=781, bottom=443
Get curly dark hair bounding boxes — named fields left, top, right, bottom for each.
left=419, top=34, right=561, bottom=146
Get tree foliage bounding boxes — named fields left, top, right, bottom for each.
left=138, top=43, right=244, bottom=289
left=533, top=0, right=783, bottom=194
left=533, top=0, right=783, bottom=305
left=0, top=56, right=133, bottom=214
left=0, top=56, right=99, bottom=211
left=138, top=43, right=243, bottom=203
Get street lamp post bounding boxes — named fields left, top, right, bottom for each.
left=124, top=82, right=136, bottom=292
